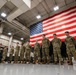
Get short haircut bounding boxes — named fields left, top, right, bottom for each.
left=53, top=33, right=56, bottom=36
left=42, top=34, right=45, bottom=36
left=17, top=42, right=19, bottom=44
left=65, top=31, right=69, bottom=33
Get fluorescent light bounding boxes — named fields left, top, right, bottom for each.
left=21, top=38, right=24, bottom=40
left=8, top=32, right=12, bottom=35
left=54, top=6, right=59, bottom=11
left=1, top=13, right=7, bottom=17
left=36, top=15, right=41, bottom=19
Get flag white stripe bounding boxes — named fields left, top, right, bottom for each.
left=43, top=8, right=76, bottom=23
left=43, top=17, right=76, bottom=27
left=43, top=22, right=76, bottom=31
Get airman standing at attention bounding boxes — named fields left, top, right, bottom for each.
left=2, top=46, right=8, bottom=63
left=65, top=31, right=76, bottom=65
left=42, top=34, right=50, bottom=64
left=20, top=43, right=25, bottom=64
left=25, top=41, right=32, bottom=64
left=14, top=42, right=20, bottom=63
left=9, top=46, right=14, bottom=63
left=34, top=40, right=41, bottom=64
left=52, top=34, right=63, bottom=65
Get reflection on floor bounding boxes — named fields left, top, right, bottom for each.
left=0, top=64, right=76, bottom=75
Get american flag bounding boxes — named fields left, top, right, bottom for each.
left=30, top=6, right=76, bottom=46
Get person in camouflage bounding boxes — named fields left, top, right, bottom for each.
left=34, top=40, right=41, bottom=64
left=2, top=46, right=8, bottom=63
left=42, top=34, right=50, bottom=64
left=25, top=41, right=32, bottom=63
left=14, top=42, right=20, bottom=63
left=52, top=34, right=63, bottom=64
left=9, top=46, right=14, bottom=63
left=20, top=43, right=25, bottom=63
left=65, top=31, right=76, bottom=65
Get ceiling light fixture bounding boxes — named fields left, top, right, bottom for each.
left=1, top=13, right=7, bottom=17
left=36, top=15, right=41, bottom=19
left=21, top=38, right=24, bottom=40
left=8, top=32, right=12, bottom=35
left=53, top=6, right=59, bottom=11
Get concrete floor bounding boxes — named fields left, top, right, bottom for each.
left=0, top=64, right=76, bottom=75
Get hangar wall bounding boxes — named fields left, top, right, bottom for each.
left=0, top=34, right=21, bottom=47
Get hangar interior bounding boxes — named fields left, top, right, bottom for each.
left=0, top=0, right=76, bottom=75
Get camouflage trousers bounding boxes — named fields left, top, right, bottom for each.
left=14, top=52, right=19, bottom=62
left=34, top=49, right=41, bottom=62
left=66, top=46, right=75, bottom=62
left=9, top=54, right=13, bottom=61
left=25, top=50, right=31, bottom=62
left=42, top=47, right=50, bottom=62
left=20, top=52, right=24, bottom=61
left=2, top=53, right=7, bottom=61
left=53, top=47, right=62, bottom=62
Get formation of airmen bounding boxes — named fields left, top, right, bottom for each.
left=0, top=31, right=76, bottom=65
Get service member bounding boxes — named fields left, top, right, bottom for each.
left=14, top=42, right=20, bottom=63
left=2, top=46, right=8, bottom=63
left=52, top=34, right=63, bottom=64
left=9, top=46, right=14, bottom=63
left=34, top=40, right=41, bottom=64
left=65, top=31, right=76, bottom=65
left=25, top=41, right=32, bottom=63
left=20, top=43, right=25, bottom=63
left=42, top=34, right=50, bottom=64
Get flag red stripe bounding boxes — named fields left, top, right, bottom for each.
left=43, top=15, right=76, bottom=30
left=43, top=10, right=76, bottom=24
left=43, top=6, right=76, bottom=22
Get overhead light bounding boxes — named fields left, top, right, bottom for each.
left=54, top=6, right=59, bottom=11
left=21, top=38, right=24, bottom=40
left=36, top=15, right=41, bottom=19
left=1, top=13, right=7, bottom=17
left=8, top=32, right=12, bottom=35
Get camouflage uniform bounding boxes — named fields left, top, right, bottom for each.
left=52, top=38, right=62, bottom=63
left=42, top=38, right=50, bottom=63
left=9, top=47, right=14, bottom=62
left=25, top=44, right=32, bottom=62
left=2, top=47, right=8, bottom=61
left=34, top=42, right=41, bottom=63
left=65, top=36, right=76, bottom=64
left=20, top=45, right=25, bottom=62
left=14, top=45, right=20, bottom=63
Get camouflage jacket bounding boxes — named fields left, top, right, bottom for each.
left=15, top=46, right=20, bottom=53
left=34, top=42, right=41, bottom=50
left=42, top=38, right=50, bottom=48
left=10, top=48, right=14, bottom=54
left=52, top=38, right=62, bottom=48
left=65, top=36, right=76, bottom=47
left=25, top=44, right=32, bottom=51
left=20, top=46, right=25, bottom=53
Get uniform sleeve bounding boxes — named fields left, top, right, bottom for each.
left=38, top=43, right=41, bottom=49
left=47, top=38, right=50, bottom=46
left=24, top=46, right=26, bottom=52
left=71, top=37, right=76, bottom=45
left=51, top=39, right=53, bottom=45
left=59, top=39, right=62, bottom=47
left=65, top=39, right=67, bottom=45
left=30, top=45, right=32, bottom=49
left=13, top=49, right=14, bottom=54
